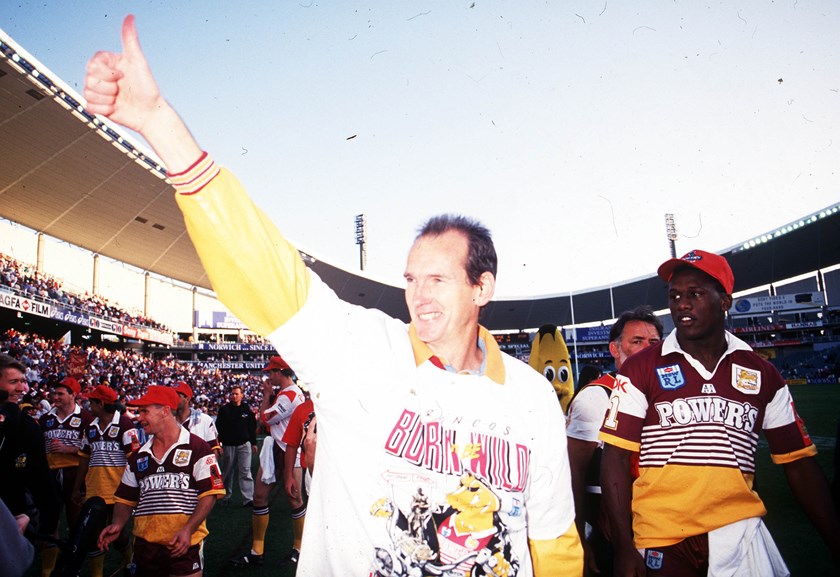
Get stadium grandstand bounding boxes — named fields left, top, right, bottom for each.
left=2, top=27, right=840, bottom=391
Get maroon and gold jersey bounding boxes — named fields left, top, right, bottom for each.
left=600, top=331, right=815, bottom=548
left=281, top=399, right=314, bottom=469
left=79, top=411, right=140, bottom=504
left=114, top=428, right=225, bottom=545
left=40, top=405, right=94, bottom=469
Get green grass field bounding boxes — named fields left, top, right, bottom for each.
left=24, top=384, right=839, bottom=576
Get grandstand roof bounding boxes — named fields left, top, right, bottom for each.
left=3, top=31, right=840, bottom=331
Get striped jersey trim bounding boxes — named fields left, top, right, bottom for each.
left=169, top=152, right=220, bottom=195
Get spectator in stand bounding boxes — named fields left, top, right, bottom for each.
left=1, top=252, right=173, bottom=334
left=566, top=306, right=663, bottom=576
left=39, top=376, right=94, bottom=577
left=216, top=385, right=257, bottom=506
left=174, top=381, right=221, bottom=455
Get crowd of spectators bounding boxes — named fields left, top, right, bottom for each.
left=777, top=347, right=840, bottom=382
left=1, top=329, right=267, bottom=416
left=0, top=252, right=172, bottom=333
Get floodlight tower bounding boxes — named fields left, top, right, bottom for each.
left=355, top=214, right=367, bottom=271
left=664, top=213, right=677, bottom=258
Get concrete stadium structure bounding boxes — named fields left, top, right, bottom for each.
left=3, top=29, right=840, bottom=333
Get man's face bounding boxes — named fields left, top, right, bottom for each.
left=88, top=398, right=104, bottom=418
left=138, top=404, right=170, bottom=435
left=52, top=386, right=76, bottom=411
left=0, top=367, right=28, bottom=403
left=177, top=392, right=189, bottom=411
left=404, top=230, right=493, bottom=358
left=668, top=268, right=732, bottom=342
left=231, top=388, right=243, bottom=405
left=609, top=320, right=661, bottom=369
left=267, top=369, right=291, bottom=388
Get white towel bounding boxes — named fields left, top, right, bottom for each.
left=708, top=517, right=789, bottom=577
left=259, top=439, right=276, bottom=484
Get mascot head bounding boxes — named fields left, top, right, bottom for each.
left=446, top=474, right=501, bottom=534
left=528, top=324, right=574, bottom=412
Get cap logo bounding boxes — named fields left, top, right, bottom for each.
left=681, top=250, right=702, bottom=263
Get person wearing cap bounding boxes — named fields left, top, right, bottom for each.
left=39, top=375, right=94, bottom=577
left=215, top=384, right=257, bottom=506
left=0, top=353, right=58, bottom=547
left=85, top=19, right=581, bottom=576
left=71, top=385, right=140, bottom=577
left=230, top=355, right=305, bottom=568
left=566, top=305, right=663, bottom=577
left=99, top=385, right=226, bottom=577
left=174, top=380, right=221, bottom=455
left=600, top=250, right=840, bottom=576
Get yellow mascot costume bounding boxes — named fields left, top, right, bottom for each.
left=528, top=324, right=575, bottom=412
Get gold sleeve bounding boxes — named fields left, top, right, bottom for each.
left=173, top=160, right=310, bottom=336
left=528, top=522, right=584, bottom=576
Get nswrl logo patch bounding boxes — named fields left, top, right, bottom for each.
left=656, top=364, right=685, bottom=390
left=646, top=549, right=664, bottom=570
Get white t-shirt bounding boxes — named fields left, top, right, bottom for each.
left=269, top=274, right=575, bottom=577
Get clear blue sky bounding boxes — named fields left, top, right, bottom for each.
left=2, top=1, right=839, bottom=298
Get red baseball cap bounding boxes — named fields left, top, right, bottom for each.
left=87, top=385, right=118, bottom=404
left=263, top=355, right=291, bottom=372
left=657, top=249, right=735, bottom=294
left=127, top=386, right=179, bottom=410
left=174, top=381, right=193, bottom=399
left=58, top=377, right=82, bottom=396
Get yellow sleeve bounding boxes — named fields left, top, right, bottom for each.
left=599, top=430, right=641, bottom=453
left=770, top=443, right=817, bottom=465
left=528, top=522, right=583, bottom=577
left=173, top=158, right=310, bottom=336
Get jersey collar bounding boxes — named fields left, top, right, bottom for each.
left=661, top=329, right=752, bottom=379
left=138, top=426, right=192, bottom=463
left=409, top=323, right=506, bottom=384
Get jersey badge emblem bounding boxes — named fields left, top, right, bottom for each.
left=656, top=364, right=685, bottom=390
left=70, top=417, right=81, bottom=428
left=88, top=429, right=97, bottom=439
left=137, top=456, right=149, bottom=472
left=646, top=549, right=664, bottom=570
left=46, top=417, right=56, bottom=427
left=732, top=364, right=761, bottom=395
left=15, top=453, right=27, bottom=468
left=701, top=383, right=716, bottom=394
left=108, top=427, right=119, bottom=438
left=173, top=449, right=192, bottom=467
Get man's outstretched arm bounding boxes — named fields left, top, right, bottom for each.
left=84, top=15, right=309, bottom=336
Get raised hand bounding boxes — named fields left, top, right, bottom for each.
left=84, top=15, right=162, bottom=134
left=83, top=15, right=201, bottom=173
